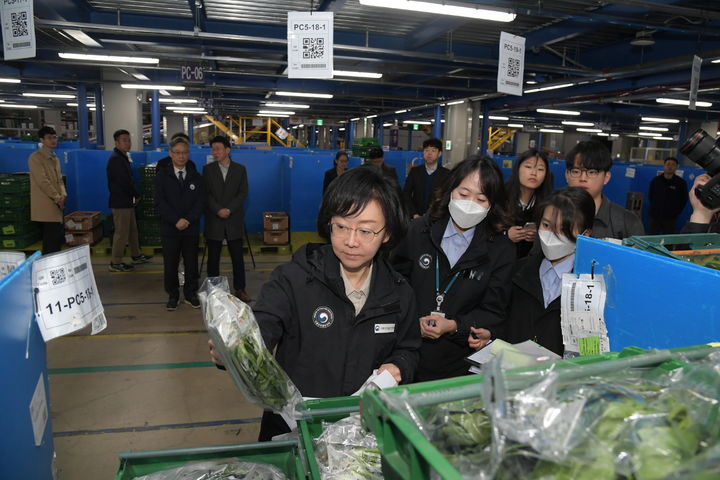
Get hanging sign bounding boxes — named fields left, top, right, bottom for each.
left=497, top=31, right=525, bottom=96
left=276, top=127, right=289, bottom=140
left=689, top=55, right=702, bottom=110
left=32, top=245, right=106, bottom=342
left=287, top=11, right=333, bottom=79
left=1, top=0, right=35, bottom=60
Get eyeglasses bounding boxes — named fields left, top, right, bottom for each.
left=568, top=168, right=602, bottom=178
left=330, top=223, right=385, bottom=243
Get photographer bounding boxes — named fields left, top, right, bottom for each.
left=682, top=173, right=720, bottom=233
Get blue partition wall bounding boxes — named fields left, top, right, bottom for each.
left=0, top=252, right=54, bottom=479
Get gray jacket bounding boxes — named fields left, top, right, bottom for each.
left=203, top=160, right=248, bottom=241
left=592, top=195, right=645, bottom=240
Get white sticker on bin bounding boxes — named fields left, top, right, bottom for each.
left=374, top=323, right=395, bottom=334
left=560, top=272, right=610, bottom=354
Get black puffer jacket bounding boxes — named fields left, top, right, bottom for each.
left=393, top=215, right=515, bottom=382
left=254, top=243, right=421, bottom=398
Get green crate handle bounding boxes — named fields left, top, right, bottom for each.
left=118, top=439, right=298, bottom=460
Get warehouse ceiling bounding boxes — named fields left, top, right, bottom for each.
left=4, top=0, right=720, bottom=135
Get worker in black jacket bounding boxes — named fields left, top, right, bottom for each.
left=210, top=167, right=420, bottom=441
left=403, top=138, right=450, bottom=219
left=394, top=155, right=515, bottom=381
left=106, top=129, right=152, bottom=272
left=155, top=137, right=205, bottom=311
left=648, top=157, right=688, bottom=234
left=498, top=187, right=595, bottom=356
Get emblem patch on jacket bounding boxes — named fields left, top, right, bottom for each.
left=418, top=253, right=432, bottom=270
left=312, top=306, right=334, bottom=328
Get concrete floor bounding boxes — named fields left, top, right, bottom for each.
left=47, top=254, right=290, bottom=479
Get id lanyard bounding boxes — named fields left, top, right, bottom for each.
left=435, top=254, right=461, bottom=314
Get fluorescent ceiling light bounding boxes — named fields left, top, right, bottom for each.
left=656, top=98, right=712, bottom=107
left=67, top=102, right=96, bottom=108
left=383, top=123, right=393, bottom=127
left=258, top=113, right=289, bottom=117
left=275, top=91, right=333, bottom=99
left=264, top=103, right=310, bottom=109
left=298, top=124, right=305, bottom=128
left=366, top=114, right=377, bottom=119
left=562, top=120, right=594, bottom=127
left=537, top=108, right=580, bottom=116
left=339, top=127, right=346, bottom=131
left=174, top=110, right=207, bottom=114
left=610, top=133, right=619, bottom=137
left=395, top=109, right=407, bottom=114
left=539, top=128, right=563, bottom=133
left=524, top=83, right=573, bottom=94
left=333, top=70, right=382, bottom=79
left=196, top=122, right=213, bottom=128
left=508, top=123, right=523, bottom=128
left=488, top=115, right=509, bottom=120
left=62, top=29, right=102, bottom=48
left=639, top=126, right=668, bottom=132
left=597, top=132, right=610, bottom=136
left=121, top=84, right=185, bottom=90
left=159, top=98, right=197, bottom=104
left=446, top=100, right=465, bottom=105
left=132, top=73, right=151, bottom=81
left=350, top=117, right=360, bottom=121
left=656, top=136, right=674, bottom=140
left=441, top=119, right=445, bottom=123
left=0, top=104, right=38, bottom=109
left=525, top=80, right=538, bottom=85
left=23, top=92, right=75, bottom=99
left=0, top=77, right=21, bottom=84
left=259, top=110, right=296, bottom=115
left=642, top=116, right=680, bottom=124
left=402, top=120, right=431, bottom=125
left=358, top=0, right=516, bottom=22
left=167, top=106, right=205, bottom=111
left=638, top=132, right=661, bottom=137
left=59, top=52, right=159, bottom=64
left=159, top=90, right=171, bottom=96
left=577, top=128, right=602, bottom=133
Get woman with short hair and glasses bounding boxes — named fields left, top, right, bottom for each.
left=393, top=155, right=516, bottom=381
left=211, top=167, right=420, bottom=441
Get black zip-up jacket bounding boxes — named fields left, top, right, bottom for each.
left=648, top=174, right=688, bottom=220
left=107, top=148, right=140, bottom=208
left=503, top=253, right=563, bottom=356
left=253, top=243, right=421, bottom=398
left=393, top=215, right=515, bottom=382
left=403, top=165, right=450, bottom=217
left=154, top=164, right=205, bottom=236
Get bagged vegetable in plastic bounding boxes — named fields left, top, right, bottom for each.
left=132, top=459, right=287, bottom=480
left=199, top=277, right=305, bottom=423
left=314, top=414, right=382, bottom=480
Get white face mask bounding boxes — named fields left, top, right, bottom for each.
left=448, top=199, right=489, bottom=229
left=538, top=230, right=576, bottom=261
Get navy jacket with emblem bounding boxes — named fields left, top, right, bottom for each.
left=253, top=243, right=421, bottom=398
left=154, top=164, right=205, bottom=236
left=393, top=215, right=515, bottom=382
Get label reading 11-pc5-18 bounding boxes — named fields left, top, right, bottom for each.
left=33, top=244, right=106, bottom=342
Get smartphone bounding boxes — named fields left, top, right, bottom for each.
left=523, top=222, right=536, bottom=229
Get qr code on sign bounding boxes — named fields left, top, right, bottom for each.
left=50, top=267, right=66, bottom=286
left=507, top=57, right=520, bottom=77
left=11, top=11, right=28, bottom=38
left=302, top=37, right=324, bottom=59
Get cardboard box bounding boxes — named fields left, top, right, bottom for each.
left=263, top=211, right=289, bottom=231
left=65, top=211, right=101, bottom=231
left=263, top=230, right=289, bottom=245
left=65, top=225, right=103, bottom=246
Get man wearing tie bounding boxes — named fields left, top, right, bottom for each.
left=155, top=137, right=204, bottom=310
left=203, top=135, right=251, bottom=302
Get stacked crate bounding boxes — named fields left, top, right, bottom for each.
left=351, top=137, right=380, bottom=159
left=64, top=211, right=102, bottom=246
left=137, top=165, right=161, bottom=246
left=263, top=211, right=289, bottom=245
left=0, top=173, right=41, bottom=249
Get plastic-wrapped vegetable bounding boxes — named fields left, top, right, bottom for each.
left=199, top=277, right=305, bottom=422
left=314, top=414, right=382, bottom=480
left=132, top=460, right=287, bottom=480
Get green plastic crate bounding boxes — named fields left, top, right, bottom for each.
left=140, top=235, right=162, bottom=246
left=360, top=346, right=718, bottom=480
left=623, top=233, right=720, bottom=261
left=114, top=439, right=304, bottom=480
left=0, top=206, right=30, bottom=222
left=0, top=173, right=30, bottom=193
left=0, top=194, right=30, bottom=208
left=1, top=222, right=39, bottom=236
left=2, top=231, right=41, bottom=249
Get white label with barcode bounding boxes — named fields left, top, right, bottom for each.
left=287, top=11, right=333, bottom=79
left=32, top=244, right=106, bottom=342
left=0, top=0, right=36, bottom=60
left=560, top=273, right=610, bottom=353
left=0, top=250, right=25, bottom=280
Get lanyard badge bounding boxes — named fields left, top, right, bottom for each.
left=430, top=255, right=460, bottom=324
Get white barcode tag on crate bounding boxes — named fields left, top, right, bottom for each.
left=561, top=273, right=610, bottom=355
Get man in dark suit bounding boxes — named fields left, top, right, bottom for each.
left=403, top=138, right=450, bottom=219
left=155, top=137, right=205, bottom=311
left=366, top=147, right=400, bottom=187
left=203, top=135, right=251, bottom=303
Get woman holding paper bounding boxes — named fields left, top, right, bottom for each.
left=475, top=187, right=595, bottom=356
left=393, top=155, right=515, bottom=382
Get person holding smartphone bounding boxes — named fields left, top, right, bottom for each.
left=504, top=149, right=553, bottom=258
left=475, top=187, right=595, bottom=356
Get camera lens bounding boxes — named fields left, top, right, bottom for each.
left=680, top=129, right=720, bottom=176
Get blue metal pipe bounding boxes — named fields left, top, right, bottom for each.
left=151, top=90, right=161, bottom=150
left=77, top=83, right=89, bottom=148
left=432, top=105, right=442, bottom=139
left=376, top=118, right=384, bottom=146
left=347, top=121, right=355, bottom=150
left=479, top=104, right=489, bottom=156
left=187, top=114, right=194, bottom=144
left=309, top=125, right=317, bottom=148
left=331, top=126, right=338, bottom=150
left=94, top=84, right=104, bottom=148
left=407, top=125, right=413, bottom=150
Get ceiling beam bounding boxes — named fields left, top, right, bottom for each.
left=403, top=17, right=469, bottom=50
